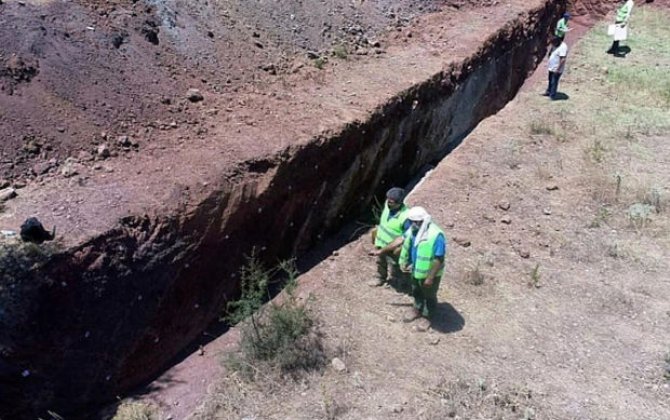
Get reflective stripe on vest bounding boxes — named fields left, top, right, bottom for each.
left=617, top=3, right=631, bottom=23
left=399, top=223, right=445, bottom=280
left=374, top=203, right=409, bottom=248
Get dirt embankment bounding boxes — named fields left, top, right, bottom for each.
left=1, top=0, right=565, bottom=418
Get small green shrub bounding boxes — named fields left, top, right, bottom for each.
left=313, top=57, right=327, bottom=69
left=528, top=264, right=541, bottom=288
left=332, top=44, right=348, bottom=60
left=529, top=121, right=553, bottom=136
left=112, top=401, right=157, bottom=420
left=224, top=255, right=325, bottom=379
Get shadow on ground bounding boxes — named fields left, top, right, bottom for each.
left=553, top=92, right=570, bottom=101
left=431, top=302, right=465, bottom=334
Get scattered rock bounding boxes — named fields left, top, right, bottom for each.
left=116, top=136, right=132, bottom=147
left=78, top=150, right=94, bottom=162
left=57, top=126, right=66, bottom=133
left=31, top=161, right=53, bottom=176
left=13, top=181, right=26, bottom=189
left=543, top=208, right=552, bottom=215
left=386, top=315, right=398, bottom=323
left=0, top=180, right=9, bottom=189
left=0, top=188, right=17, bottom=202
left=546, top=184, right=559, bottom=191
left=428, top=337, right=440, bottom=346
left=23, top=139, right=41, bottom=155
left=60, top=159, right=80, bottom=178
left=452, top=237, right=471, bottom=247
left=331, top=357, right=346, bottom=372
left=206, top=30, right=214, bottom=38
left=97, top=144, right=110, bottom=159
left=20, top=217, right=55, bottom=244
left=307, top=50, right=320, bottom=59
left=498, top=200, right=511, bottom=211
left=391, top=404, right=404, bottom=414
left=260, top=63, right=277, bottom=75
left=518, top=249, right=531, bottom=259
left=186, top=88, right=204, bottom=103
left=253, top=40, right=264, bottom=49
left=482, top=214, right=496, bottom=222
left=500, top=216, right=512, bottom=224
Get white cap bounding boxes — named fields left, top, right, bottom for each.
left=407, top=206, right=429, bottom=222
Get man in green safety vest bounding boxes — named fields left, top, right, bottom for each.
left=608, top=0, right=634, bottom=56
left=554, top=12, right=571, bottom=40
left=399, top=206, right=447, bottom=324
left=369, top=187, right=411, bottom=288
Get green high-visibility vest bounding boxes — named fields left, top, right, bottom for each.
left=399, top=223, right=445, bottom=280
left=616, top=2, right=632, bottom=23
left=374, top=203, right=409, bottom=248
left=555, top=18, right=568, bottom=37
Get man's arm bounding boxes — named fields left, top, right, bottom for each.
left=423, top=234, right=446, bottom=287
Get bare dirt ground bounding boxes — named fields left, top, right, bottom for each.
left=128, top=7, right=670, bottom=420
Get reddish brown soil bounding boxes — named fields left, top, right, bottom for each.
left=0, top=0, right=483, bottom=183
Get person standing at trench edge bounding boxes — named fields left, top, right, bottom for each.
left=368, top=187, right=411, bottom=288
left=399, top=206, right=447, bottom=325
left=608, top=0, right=634, bottom=56
left=543, top=36, right=568, bottom=100
left=554, top=12, right=571, bottom=41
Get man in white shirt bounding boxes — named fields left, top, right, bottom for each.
left=543, top=37, right=568, bottom=100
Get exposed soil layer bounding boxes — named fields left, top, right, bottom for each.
left=0, top=0, right=567, bottom=418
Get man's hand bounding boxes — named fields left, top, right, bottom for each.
left=423, top=277, right=434, bottom=288
left=400, top=265, right=412, bottom=273
left=369, top=248, right=383, bottom=257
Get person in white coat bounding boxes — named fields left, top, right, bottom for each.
left=608, top=0, right=634, bottom=56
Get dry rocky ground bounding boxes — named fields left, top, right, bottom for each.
left=124, top=7, right=670, bottom=420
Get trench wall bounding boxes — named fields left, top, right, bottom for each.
left=0, top=1, right=564, bottom=417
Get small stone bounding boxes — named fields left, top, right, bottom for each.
left=260, top=63, right=277, bottom=75
left=482, top=214, right=496, bottom=222
left=543, top=208, right=552, bottom=215
left=13, top=181, right=26, bottom=189
left=78, top=150, right=94, bottom=162
left=198, top=345, right=205, bottom=356
left=331, top=357, right=346, bottom=372
left=57, top=126, right=66, bottom=133
left=116, top=136, right=131, bottom=147
left=453, top=237, right=471, bottom=247
left=546, top=184, right=559, bottom=191
left=391, top=405, right=404, bottom=413
left=0, top=180, right=9, bottom=189
left=500, top=216, right=512, bottom=224
left=307, top=50, right=320, bottom=59
left=23, top=140, right=41, bottom=155
left=60, top=163, right=79, bottom=178
left=498, top=201, right=511, bottom=211
left=31, top=162, right=53, bottom=176
left=386, top=315, right=398, bottom=323
left=253, top=40, right=264, bottom=49
left=0, top=188, right=17, bottom=202
left=519, top=249, right=531, bottom=258
left=428, top=337, right=440, bottom=346
left=186, top=88, right=204, bottom=102
left=97, top=144, right=110, bottom=159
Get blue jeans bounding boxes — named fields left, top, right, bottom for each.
left=546, top=71, right=562, bottom=99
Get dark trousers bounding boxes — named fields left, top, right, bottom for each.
left=412, top=276, right=441, bottom=319
left=608, top=40, right=620, bottom=54
left=545, top=71, right=562, bottom=99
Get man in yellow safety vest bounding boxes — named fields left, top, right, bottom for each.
left=399, top=206, right=447, bottom=324
left=369, top=187, right=411, bottom=288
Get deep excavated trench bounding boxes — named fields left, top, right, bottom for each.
left=0, top=2, right=567, bottom=418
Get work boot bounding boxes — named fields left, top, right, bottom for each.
left=402, top=308, right=421, bottom=323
